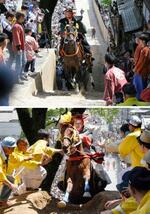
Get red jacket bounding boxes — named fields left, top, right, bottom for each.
left=12, top=22, right=25, bottom=52
left=103, top=66, right=127, bottom=102
left=134, top=44, right=142, bottom=66
left=134, top=46, right=150, bottom=79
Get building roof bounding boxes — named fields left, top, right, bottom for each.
left=117, top=0, right=143, bottom=32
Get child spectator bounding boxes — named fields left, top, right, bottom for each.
left=103, top=53, right=127, bottom=105
left=24, top=28, right=39, bottom=75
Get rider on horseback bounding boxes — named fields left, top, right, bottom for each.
left=59, top=7, right=92, bottom=56
left=71, top=109, right=95, bottom=154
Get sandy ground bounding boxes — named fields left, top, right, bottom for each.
left=0, top=191, right=119, bottom=214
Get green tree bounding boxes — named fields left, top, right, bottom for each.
left=101, top=0, right=112, bottom=7
left=90, top=108, right=120, bottom=123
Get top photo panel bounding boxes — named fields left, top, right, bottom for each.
left=0, top=0, right=150, bottom=107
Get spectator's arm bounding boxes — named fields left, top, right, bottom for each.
left=32, top=38, right=39, bottom=51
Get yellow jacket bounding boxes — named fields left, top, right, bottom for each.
left=118, top=97, right=148, bottom=106
left=130, top=191, right=150, bottom=214
left=7, top=147, right=40, bottom=175
left=118, top=128, right=145, bottom=167
left=28, top=140, right=60, bottom=162
left=0, top=154, right=9, bottom=187
left=112, top=197, right=138, bottom=214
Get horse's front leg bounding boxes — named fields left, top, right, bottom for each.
left=83, top=159, right=92, bottom=198
left=63, top=178, right=73, bottom=202
left=57, top=178, right=73, bottom=208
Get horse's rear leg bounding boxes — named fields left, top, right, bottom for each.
left=57, top=178, right=73, bottom=208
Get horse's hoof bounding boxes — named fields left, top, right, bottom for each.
left=83, top=192, right=92, bottom=198
left=57, top=200, right=67, bottom=208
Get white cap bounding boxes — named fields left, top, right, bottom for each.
left=129, top=116, right=142, bottom=127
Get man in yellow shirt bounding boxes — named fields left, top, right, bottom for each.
left=8, top=130, right=63, bottom=194
left=0, top=137, right=17, bottom=206
left=118, top=116, right=145, bottom=167
left=127, top=167, right=150, bottom=214
left=8, top=138, right=47, bottom=194
left=118, top=83, right=148, bottom=106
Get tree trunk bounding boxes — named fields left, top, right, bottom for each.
left=39, top=0, right=58, bottom=45
left=16, top=108, right=47, bottom=145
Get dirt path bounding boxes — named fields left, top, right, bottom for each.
left=0, top=191, right=119, bottom=214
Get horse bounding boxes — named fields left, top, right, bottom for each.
left=57, top=125, right=106, bottom=208
left=59, top=24, right=92, bottom=92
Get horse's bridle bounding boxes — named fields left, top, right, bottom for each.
left=62, top=127, right=82, bottom=155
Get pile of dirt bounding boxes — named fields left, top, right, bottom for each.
left=0, top=191, right=120, bottom=214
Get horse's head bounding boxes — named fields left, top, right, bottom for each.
left=62, top=125, right=81, bottom=155
left=63, top=24, right=79, bottom=54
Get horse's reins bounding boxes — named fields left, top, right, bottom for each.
left=61, top=45, right=80, bottom=57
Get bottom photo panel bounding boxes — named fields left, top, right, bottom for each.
left=0, top=108, right=150, bottom=214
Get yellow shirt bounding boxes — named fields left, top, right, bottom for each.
left=7, top=147, right=40, bottom=175
left=118, top=128, right=145, bottom=167
left=118, top=97, right=148, bottom=106
left=0, top=155, right=9, bottom=186
left=28, top=140, right=60, bottom=162
left=112, top=197, right=138, bottom=214
left=130, top=191, right=150, bottom=214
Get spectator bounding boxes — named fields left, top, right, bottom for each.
left=0, top=0, right=7, bottom=14
left=0, top=64, right=14, bottom=106
left=102, top=172, right=138, bottom=214
left=0, top=32, right=8, bottom=64
left=118, top=116, right=145, bottom=167
left=138, top=127, right=150, bottom=154
left=91, top=27, right=96, bottom=39
left=118, top=83, right=148, bottom=106
left=1, top=11, right=15, bottom=67
left=103, top=53, right=127, bottom=105
left=12, top=12, right=27, bottom=84
left=24, top=28, right=39, bottom=75
left=133, top=34, right=150, bottom=100
left=133, top=32, right=143, bottom=64
left=0, top=137, right=18, bottom=207
left=126, top=167, right=150, bottom=214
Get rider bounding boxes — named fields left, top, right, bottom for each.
left=71, top=111, right=94, bottom=154
left=59, top=7, right=92, bottom=56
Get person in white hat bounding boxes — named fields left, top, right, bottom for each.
left=0, top=137, right=18, bottom=206
left=118, top=116, right=145, bottom=167
left=138, top=124, right=150, bottom=169
left=138, top=127, right=150, bottom=154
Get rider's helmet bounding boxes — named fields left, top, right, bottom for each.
left=59, top=111, right=72, bottom=125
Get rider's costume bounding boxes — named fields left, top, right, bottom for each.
left=59, top=17, right=91, bottom=54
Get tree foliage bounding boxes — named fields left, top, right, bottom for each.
left=101, top=0, right=112, bottom=7
left=90, top=108, right=120, bottom=123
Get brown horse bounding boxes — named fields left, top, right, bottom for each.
left=59, top=25, right=91, bottom=92
left=57, top=125, right=106, bottom=208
